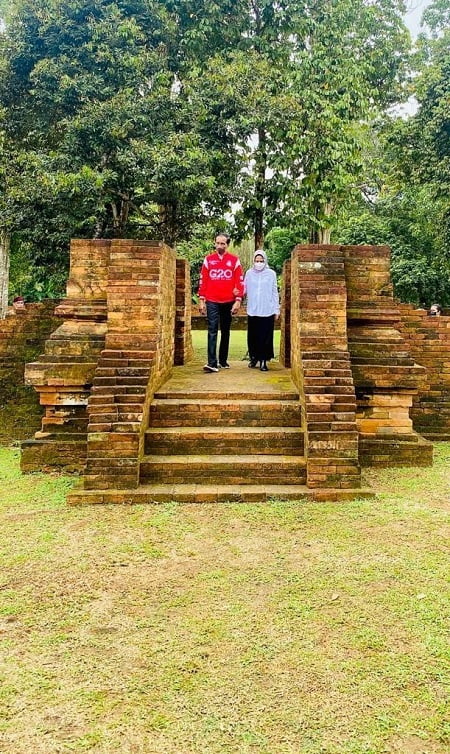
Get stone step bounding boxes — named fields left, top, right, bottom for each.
left=68, top=483, right=375, bottom=505
left=302, top=351, right=351, bottom=361
left=88, top=409, right=143, bottom=424
left=303, top=376, right=355, bottom=387
left=154, top=388, right=299, bottom=401
left=304, top=384, right=355, bottom=395
left=305, top=395, right=356, bottom=409
left=90, top=386, right=146, bottom=398
left=92, top=376, right=149, bottom=387
left=140, top=454, right=307, bottom=485
left=88, top=422, right=141, bottom=433
left=149, top=399, right=302, bottom=427
left=420, top=432, right=450, bottom=441
left=303, top=368, right=352, bottom=378
left=144, top=426, right=305, bottom=455
left=98, top=358, right=154, bottom=368
left=94, top=367, right=150, bottom=378
left=359, top=433, right=433, bottom=467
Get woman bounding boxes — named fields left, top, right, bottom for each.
left=244, top=250, right=280, bottom=371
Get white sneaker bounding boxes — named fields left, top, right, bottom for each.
left=203, top=364, right=219, bottom=373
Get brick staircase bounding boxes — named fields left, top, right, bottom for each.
left=69, top=361, right=313, bottom=504
left=141, top=380, right=306, bottom=492
left=68, top=360, right=374, bottom=504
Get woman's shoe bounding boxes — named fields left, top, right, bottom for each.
left=260, top=361, right=268, bottom=371
left=248, top=359, right=257, bottom=368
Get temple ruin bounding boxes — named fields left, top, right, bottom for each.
left=13, top=238, right=450, bottom=503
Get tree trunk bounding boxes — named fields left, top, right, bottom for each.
left=309, top=202, right=333, bottom=244
left=318, top=227, right=332, bottom=244
left=0, top=230, right=10, bottom=319
left=254, top=126, right=266, bottom=250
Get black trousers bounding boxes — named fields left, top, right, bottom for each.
left=206, top=301, right=233, bottom=367
left=247, top=315, right=275, bottom=362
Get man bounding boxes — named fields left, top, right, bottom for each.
left=198, top=234, right=244, bottom=372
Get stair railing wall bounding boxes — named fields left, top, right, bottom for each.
left=84, top=240, right=177, bottom=490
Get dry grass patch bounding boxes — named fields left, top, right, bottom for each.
left=0, top=445, right=449, bottom=753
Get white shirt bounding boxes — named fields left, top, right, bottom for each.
left=244, top=267, right=280, bottom=317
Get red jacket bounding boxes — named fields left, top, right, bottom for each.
left=198, top=252, right=244, bottom=303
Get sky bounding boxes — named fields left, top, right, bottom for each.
left=403, top=0, right=432, bottom=38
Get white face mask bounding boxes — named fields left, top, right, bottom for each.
left=254, top=261, right=265, bottom=270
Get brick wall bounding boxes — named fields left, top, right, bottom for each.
left=279, top=260, right=291, bottom=367
left=0, top=301, right=59, bottom=398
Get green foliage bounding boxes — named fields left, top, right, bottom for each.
left=8, top=237, right=67, bottom=301
left=197, top=0, right=410, bottom=243
left=0, top=0, right=242, bottom=289
left=342, top=0, right=450, bottom=307
left=337, top=185, right=450, bottom=306
left=264, top=226, right=307, bottom=274
left=0, top=0, right=444, bottom=300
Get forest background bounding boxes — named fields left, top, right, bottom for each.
left=0, top=0, right=449, bottom=311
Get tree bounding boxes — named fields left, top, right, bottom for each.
left=411, top=0, right=450, bottom=245
left=193, top=0, right=410, bottom=247
left=0, top=0, right=242, bottom=265
left=345, top=0, right=450, bottom=306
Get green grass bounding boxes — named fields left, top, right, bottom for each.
left=0, top=445, right=449, bottom=753
left=191, top=328, right=281, bottom=361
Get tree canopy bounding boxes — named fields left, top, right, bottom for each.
left=0, top=0, right=448, bottom=305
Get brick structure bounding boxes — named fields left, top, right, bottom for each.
left=175, top=258, right=194, bottom=365
left=84, top=240, right=177, bottom=490
left=396, top=303, right=450, bottom=440
left=22, top=239, right=193, bottom=481
left=0, top=301, right=59, bottom=398
left=23, top=238, right=450, bottom=504
left=279, top=259, right=291, bottom=368
left=281, top=245, right=434, bottom=477
left=289, top=245, right=361, bottom=489
left=343, top=245, right=431, bottom=467
left=22, top=240, right=109, bottom=471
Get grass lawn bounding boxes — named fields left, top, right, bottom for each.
left=191, top=327, right=281, bottom=362
left=0, top=442, right=449, bottom=753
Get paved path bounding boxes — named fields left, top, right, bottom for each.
left=158, top=358, right=298, bottom=398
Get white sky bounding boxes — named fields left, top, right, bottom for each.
left=403, top=0, right=432, bottom=37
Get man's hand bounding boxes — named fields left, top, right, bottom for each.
left=199, top=300, right=206, bottom=315
left=231, top=300, right=241, bottom=315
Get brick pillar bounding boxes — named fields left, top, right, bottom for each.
left=174, top=258, right=193, bottom=365
left=85, top=240, right=177, bottom=490
left=22, top=240, right=109, bottom=472
left=291, top=245, right=361, bottom=489
left=343, top=245, right=432, bottom=467
left=279, top=259, right=291, bottom=367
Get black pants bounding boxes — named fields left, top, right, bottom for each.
left=247, top=315, right=275, bottom=362
left=206, top=301, right=233, bottom=367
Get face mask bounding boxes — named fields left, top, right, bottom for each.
left=254, top=261, right=265, bottom=270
